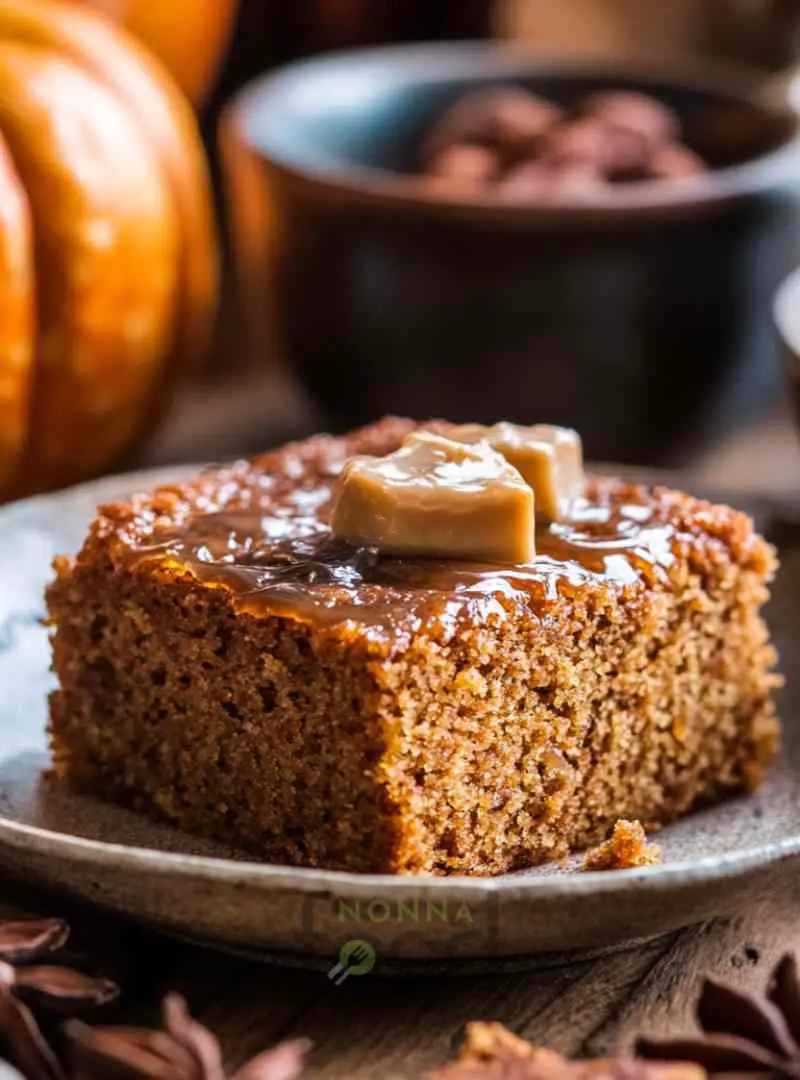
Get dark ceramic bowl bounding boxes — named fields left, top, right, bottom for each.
left=227, top=44, right=800, bottom=464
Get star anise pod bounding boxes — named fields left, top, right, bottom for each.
left=637, top=953, right=800, bottom=1077
left=65, top=994, right=309, bottom=1080
left=429, top=1021, right=705, bottom=1080
left=0, top=918, right=118, bottom=1080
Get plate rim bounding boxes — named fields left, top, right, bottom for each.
left=0, top=799, right=799, bottom=898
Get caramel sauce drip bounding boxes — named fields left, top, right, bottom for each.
left=127, top=472, right=680, bottom=639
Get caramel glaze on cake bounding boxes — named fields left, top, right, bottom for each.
left=46, top=418, right=781, bottom=875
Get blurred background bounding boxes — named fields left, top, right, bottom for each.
left=5, top=0, right=800, bottom=504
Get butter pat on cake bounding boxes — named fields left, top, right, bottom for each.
left=46, top=417, right=781, bottom=875
left=331, top=431, right=535, bottom=562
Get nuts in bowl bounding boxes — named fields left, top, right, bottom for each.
left=420, top=88, right=708, bottom=201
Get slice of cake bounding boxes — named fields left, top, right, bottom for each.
left=46, top=417, right=780, bottom=875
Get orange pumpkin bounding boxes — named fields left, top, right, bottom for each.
left=68, top=0, right=239, bottom=107
left=0, top=0, right=218, bottom=501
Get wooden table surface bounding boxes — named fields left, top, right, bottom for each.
left=3, top=862, right=800, bottom=1079
left=5, top=376, right=800, bottom=1078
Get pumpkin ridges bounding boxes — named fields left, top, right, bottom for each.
left=107, top=0, right=238, bottom=107
left=52, top=0, right=237, bottom=106
left=0, top=135, right=33, bottom=495
left=0, top=0, right=219, bottom=427
left=0, top=41, right=179, bottom=493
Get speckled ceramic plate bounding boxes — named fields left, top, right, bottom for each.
left=0, top=468, right=799, bottom=970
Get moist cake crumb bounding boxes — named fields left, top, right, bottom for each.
left=581, top=819, right=661, bottom=872
left=46, top=417, right=781, bottom=875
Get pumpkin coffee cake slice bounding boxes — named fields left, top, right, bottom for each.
left=47, top=417, right=780, bottom=875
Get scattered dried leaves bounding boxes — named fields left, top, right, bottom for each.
left=0, top=918, right=117, bottom=1080
left=66, top=994, right=309, bottom=1080
left=0, top=912, right=307, bottom=1080
left=3, top=908, right=800, bottom=1080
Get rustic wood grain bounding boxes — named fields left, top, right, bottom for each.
left=184, top=871, right=800, bottom=1078
left=3, top=857, right=800, bottom=1079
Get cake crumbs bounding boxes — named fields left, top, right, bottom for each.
left=581, top=819, right=661, bottom=872
left=431, top=1020, right=705, bottom=1080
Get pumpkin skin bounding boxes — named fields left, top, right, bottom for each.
left=0, top=140, right=32, bottom=492
left=67, top=0, right=238, bottom=107
left=0, top=0, right=218, bottom=500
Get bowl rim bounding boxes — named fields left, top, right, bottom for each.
left=227, top=41, right=800, bottom=221
left=775, top=266, right=800, bottom=359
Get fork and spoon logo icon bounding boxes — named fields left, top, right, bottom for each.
left=327, top=939, right=376, bottom=985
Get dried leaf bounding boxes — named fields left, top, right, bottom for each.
left=636, top=1034, right=784, bottom=1072
left=0, top=984, right=63, bottom=1080
left=68, top=1022, right=198, bottom=1080
left=0, top=925, right=69, bottom=965
left=162, top=996, right=224, bottom=1080
left=13, top=970, right=118, bottom=1008
left=232, top=1041, right=310, bottom=1080
left=770, top=957, right=800, bottom=1048
left=697, top=979, right=797, bottom=1058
